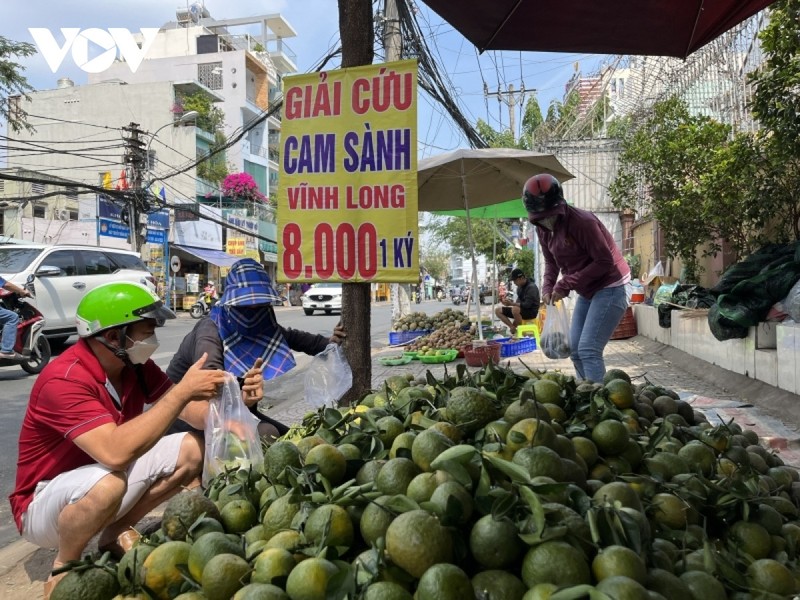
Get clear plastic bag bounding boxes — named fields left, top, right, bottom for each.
left=304, top=343, right=353, bottom=409
left=203, top=372, right=264, bottom=487
left=540, top=301, right=571, bottom=359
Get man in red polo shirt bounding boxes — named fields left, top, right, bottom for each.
left=10, top=282, right=232, bottom=598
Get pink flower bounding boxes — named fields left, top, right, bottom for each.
left=222, top=172, right=268, bottom=203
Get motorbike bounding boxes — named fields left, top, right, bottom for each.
left=190, top=293, right=217, bottom=319
left=0, top=275, right=51, bottom=374
left=451, top=292, right=462, bottom=305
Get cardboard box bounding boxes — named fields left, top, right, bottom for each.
left=182, top=295, right=198, bottom=310
left=643, top=275, right=679, bottom=304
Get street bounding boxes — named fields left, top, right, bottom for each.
left=0, top=300, right=408, bottom=550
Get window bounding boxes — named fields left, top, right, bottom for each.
left=81, top=250, right=113, bottom=275
left=33, top=204, right=46, bottom=218
left=107, top=252, right=147, bottom=271
left=41, top=250, right=78, bottom=277
left=0, top=248, right=43, bottom=272
left=66, top=186, right=78, bottom=201
left=69, top=210, right=79, bottom=221
left=31, top=182, right=45, bottom=195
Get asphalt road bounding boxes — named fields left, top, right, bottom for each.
left=0, top=299, right=409, bottom=550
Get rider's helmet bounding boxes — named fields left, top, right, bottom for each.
left=522, top=174, right=565, bottom=214
left=76, top=281, right=174, bottom=337
left=207, top=280, right=215, bottom=286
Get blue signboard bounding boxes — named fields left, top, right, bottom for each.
left=146, top=228, right=166, bottom=245
left=97, top=195, right=169, bottom=229
left=98, top=220, right=167, bottom=247
left=98, top=219, right=129, bottom=239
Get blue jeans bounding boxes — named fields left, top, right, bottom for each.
left=569, top=286, right=628, bottom=383
left=0, top=307, right=19, bottom=353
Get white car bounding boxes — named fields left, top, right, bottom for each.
left=301, top=282, right=343, bottom=315
left=0, top=244, right=157, bottom=344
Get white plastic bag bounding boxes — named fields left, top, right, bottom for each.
left=540, top=301, right=571, bottom=359
left=784, top=278, right=800, bottom=322
left=642, top=261, right=665, bottom=286
left=203, top=372, right=265, bottom=487
left=304, top=343, right=353, bottom=409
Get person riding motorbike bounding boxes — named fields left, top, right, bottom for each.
left=0, top=275, right=32, bottom=361
left=202, top=281, right=218, bottom=306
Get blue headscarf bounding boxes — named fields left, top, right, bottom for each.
left=209, top=259, right=296, bottom=379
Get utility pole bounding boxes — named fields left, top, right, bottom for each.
left=122, top=122, right=147, bottom=252
left=383, top=0, right=413, bottom=323
left=337, top=0, right=375, bottom=405
left=485, top=83, right=527, bottom=141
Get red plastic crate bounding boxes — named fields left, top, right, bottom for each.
left=611, top=306, right=638, bottom=340
left=463, top=342, right=501, bottom=367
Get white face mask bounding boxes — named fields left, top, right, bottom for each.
left=535, top=216, right=558, bottom=230
left=125, top=334, right=159, bottom=364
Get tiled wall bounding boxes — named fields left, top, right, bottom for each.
left=633, top=305, right=785, bottom=392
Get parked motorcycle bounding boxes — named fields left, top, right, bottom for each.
left=190, top=293, right=217, bottom=319
left=0, top=275, right=51, bottom=374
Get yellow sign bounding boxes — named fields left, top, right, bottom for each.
left=278, top=60, right=418, bottom=283
left=226, top=238, right=246, bottom=255
left=226, top=238, right=259, bottom=260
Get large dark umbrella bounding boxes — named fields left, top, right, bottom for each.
left=420, top=0, right=774, bottom=58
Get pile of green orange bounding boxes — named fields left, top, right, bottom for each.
left=54, top=366, right=800, bottom=600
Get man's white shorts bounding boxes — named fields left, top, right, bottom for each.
left=21, top=433, right=187, bottom=549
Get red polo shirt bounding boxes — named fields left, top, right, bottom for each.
left=9, top=339, right=172, bottom=531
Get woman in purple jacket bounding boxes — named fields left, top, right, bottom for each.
left=523, top=174, right=630, bottom=383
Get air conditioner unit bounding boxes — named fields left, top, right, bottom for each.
left=57, top=209, right=70, bottom=221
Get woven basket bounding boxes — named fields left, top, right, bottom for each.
left=463, top=342, right=501, bottom=367
left=611, top=306, right=638, bottom=340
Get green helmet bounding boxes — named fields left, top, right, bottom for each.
left=76, top=281, right=175, bottom=337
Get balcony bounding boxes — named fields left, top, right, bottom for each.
left=196, top=177, right=219, bottom=198
left=267, top=39, right=297, bottom=74
left=241, top=139, right=270, bottom=166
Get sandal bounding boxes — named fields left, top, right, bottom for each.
left=98, top=529, right=141, bottom=559
left=43, top=571, right=68, bottom=600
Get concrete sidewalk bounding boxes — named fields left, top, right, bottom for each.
left=2, top=334, right=799, bottom=599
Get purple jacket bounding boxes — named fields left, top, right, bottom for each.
left=536, top=204, right=629, bottom=300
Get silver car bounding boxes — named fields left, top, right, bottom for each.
left=301, top=282, right=343, bottom=316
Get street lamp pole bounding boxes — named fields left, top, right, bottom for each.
left=143, top=110, right=200, bottom=201
left=140, top=110, right=199, bottom=307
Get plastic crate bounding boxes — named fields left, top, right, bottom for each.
left=610, top=306, right=638, bottom=340
left=495, top=336, right=537, bottom=357
left=463, top=342, right=501, bottom=367
left=389, top=330, right=432, bottom=345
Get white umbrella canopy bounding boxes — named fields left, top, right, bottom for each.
left=417, top=148, right=574, bottom=212
left=417, top=148, right=573, bottom=339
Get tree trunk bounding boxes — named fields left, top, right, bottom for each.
left=338, top=0, right=374, bottom=405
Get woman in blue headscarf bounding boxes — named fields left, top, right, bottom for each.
left=167, top=259, right=346, bottom=437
